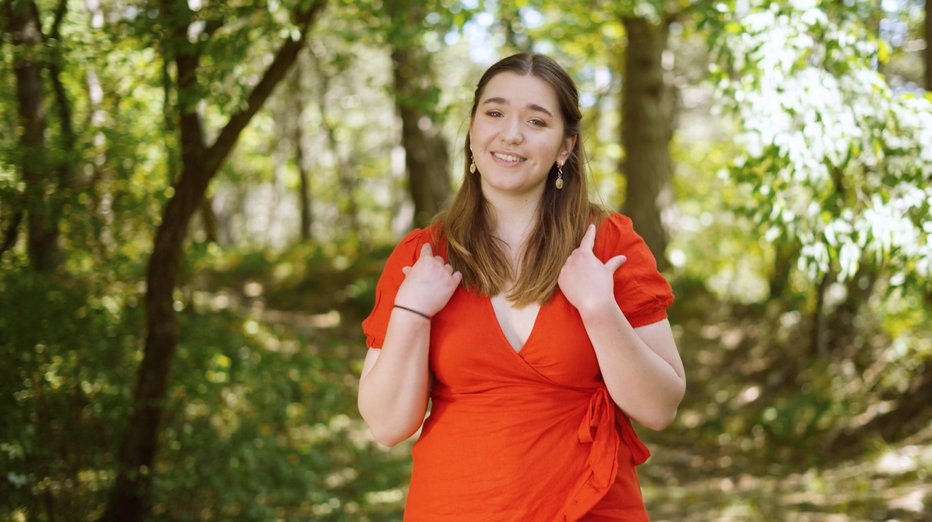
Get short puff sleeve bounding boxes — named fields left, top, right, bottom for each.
left=361, top=228, right=433, bottom=349
left=595, top=213, right=674, bottom=327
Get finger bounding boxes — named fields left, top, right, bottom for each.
left=443, top=264, right=453, bottom=274
left=451, top=271, right=463, bottom=284
left=419, top=243, right=433, bottom=259
left=605, top=255, right=627, bottom=273
left=579, top=224, right=596, bottom=251
left=435, top=256, right=444, bottom=264
left=402, top=266, right=411, bottom=275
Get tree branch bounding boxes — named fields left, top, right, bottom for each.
left=206, top=0, right=327, bottom=173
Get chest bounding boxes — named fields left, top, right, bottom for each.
left=489, top=293, right=539, bottom=353
left=428, top=287, right=602, bottom=389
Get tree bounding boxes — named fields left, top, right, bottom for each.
left=4, top=0, right=64, bottom=271
left=383, top=0, right=453, bottom=228
left=103, top=1, right=327, bottom=519
left=620, top=13, right=676, bottom=270
left=707, top=0, right=932, bottom=291
left=517, top=0, right=696, bottom=268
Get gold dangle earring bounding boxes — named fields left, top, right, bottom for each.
left=469, top=150, right=477, bottom=174
left=555, top=163, right=564, bottom=190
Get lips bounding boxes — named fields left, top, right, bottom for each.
left=492, top=152, right=525, bottom=163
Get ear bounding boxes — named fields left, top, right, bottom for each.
left=560, top=134, right=577, bottom=164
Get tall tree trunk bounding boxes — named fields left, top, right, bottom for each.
left=102, top=2, right=326, bottom=520
left=199, top=197, right=219, bottom=242
left=0, top=210, right=24, bottom=257
left=385, top=0, right=452, bottom=228
left=6, top=0, right=61, bottom=271
left=297, top=139, right=312, bottom=240
left=620, top=17, right=674, bottom=270
left=49, top=0, right=75, bottom=196
left=810, top=270, right=833, bottom=356
left=769, top=239, right=800, bottom=298
left=390, top=46, right=452, bottom=228
left=290, top=61, right=312, bottom=240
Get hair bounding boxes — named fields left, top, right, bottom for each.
left=435, top=53, right=604, bottom=306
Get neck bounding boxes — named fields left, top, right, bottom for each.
left=485, top=191, right=542, bottom=259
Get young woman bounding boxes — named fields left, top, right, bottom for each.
left=358, top=53, right=685, bottom=521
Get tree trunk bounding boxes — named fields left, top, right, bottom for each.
left=290, top=62, right=312, bottom=241
left=769, top=239, right=800, bottom=298
left=199, top=197, right=219, bottom=243
left=391, top=46, right=452, bottom=228
left=0, top=210, right=24, bottom=257
left=810, top=270, right=833, bottom=357
left=385, top=0, right=452, bottom=228
left=620, top=16, right=674, bottom=270
left=6, top=0, right=61, bottom=271
left=49, top=0, right=75, bottom=193
left=102, top=2, right=326, bottom=520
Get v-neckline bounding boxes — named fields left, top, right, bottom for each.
left=486, top=295, right=544, bottom=354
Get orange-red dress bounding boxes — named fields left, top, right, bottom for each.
left=362, top=213, right=674, bottom=521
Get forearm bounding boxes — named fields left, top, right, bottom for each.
left=358, top=310, right=432, bottom=446
left=581, top=307, right=685, bottom=430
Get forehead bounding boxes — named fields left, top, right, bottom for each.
left=479, top=72, right=561, bottom=113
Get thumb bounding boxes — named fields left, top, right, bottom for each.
left=605, top=255, right=627, bottom=273
left=402, top=266, right=411, bottom=276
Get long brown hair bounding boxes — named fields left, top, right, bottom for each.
left=436, top=53, right=603, bottom=306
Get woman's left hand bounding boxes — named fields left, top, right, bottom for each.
left=558, top=224, right=627, bottom=318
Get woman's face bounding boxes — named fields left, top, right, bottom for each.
left=469, top=72, right=576, bottom=202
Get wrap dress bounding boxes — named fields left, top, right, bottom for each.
left=362, top=213, right=674, bottom=521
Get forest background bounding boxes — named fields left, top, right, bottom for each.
left=2, top=0, right=930, bottom=520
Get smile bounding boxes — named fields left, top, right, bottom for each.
left=492, top=152, right=525, bottom=163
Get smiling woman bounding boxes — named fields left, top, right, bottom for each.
left=357, top=53, right=685, bottom=521
left=469, top=72, right=576, bottom=204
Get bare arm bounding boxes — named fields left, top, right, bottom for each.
left=558, top=225, right=685, bottom=430
left=357, top=243, right=461, bottom=447
left=580, top=314, right=684, bottom=430
left=357, top=313, right=431, bottom=446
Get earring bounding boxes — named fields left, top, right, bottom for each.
left=555, top=163, right=564, bottom=190
left=469, top=157, right=477, bottom=174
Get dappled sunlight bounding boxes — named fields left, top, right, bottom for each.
left=1, top=0, right=928, bottom=519
left=644, top=432, right=932, bottom=521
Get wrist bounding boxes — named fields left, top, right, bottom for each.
left=576, top=298, right=622, bottom=324
left=393, top=303, right=431, bottom=320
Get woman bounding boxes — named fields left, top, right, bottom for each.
left=358, top=53, right=685, bottom=521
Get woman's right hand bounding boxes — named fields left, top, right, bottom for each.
left=394, top=243, right=462, bottom=317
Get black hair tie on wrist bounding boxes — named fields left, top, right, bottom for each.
left=393, top=304, right=431, bottom=320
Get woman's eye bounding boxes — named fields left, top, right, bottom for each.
left=486, top=110, right=503, bottom=117
left=529, top=119, right=546, bottom=127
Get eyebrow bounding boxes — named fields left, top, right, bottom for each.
left=481, top=97, right=554, bottom=118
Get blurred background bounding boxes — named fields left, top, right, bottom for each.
left=1, top=0, right=930, bottom=520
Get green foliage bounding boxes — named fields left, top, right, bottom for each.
left=0, top=267, right=139, bottom=520
left=707, top=0, right=932, bottom=291
left=2, top=0, right=930, bottom=520
left=0, top=248, right=410, bottom=520
left=150, top=310, right=402, bottom=520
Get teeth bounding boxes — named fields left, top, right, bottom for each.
left=493, top=152, right=523, bottom=162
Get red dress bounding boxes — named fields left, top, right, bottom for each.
left=362, top=213, right=674, bottom=521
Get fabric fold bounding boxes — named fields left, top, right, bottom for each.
left=559, top=387, right=620, bottom=521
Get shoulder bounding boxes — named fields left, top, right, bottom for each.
left=594, top=213, right=641, bottom=256
left=384, top=223, right=445, bottom=266
left=597, top=212, right=635, bottom=235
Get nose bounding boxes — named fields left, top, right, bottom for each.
left=501, top=116, right=523, bottom=145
